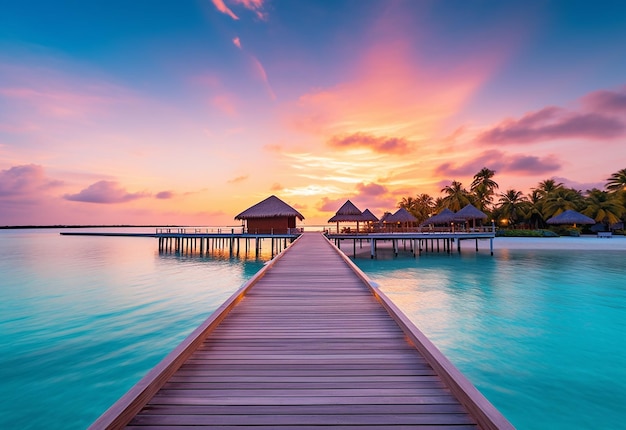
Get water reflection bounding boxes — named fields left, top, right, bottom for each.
left=354, top=248, right=626, bottom=430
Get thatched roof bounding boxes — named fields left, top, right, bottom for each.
left=328, top=200, right=364, bottom=222
left=361, top=208, right=379, bottom=222
left=546, top=209, right=595, bottom=225
left=386, top=207, right=418, bottom=223
left=235, top=195, right=304, bottom=220
left=455, top=203, right=488, bottom=220
left=380, top=212, right=392, bottom=223
left=421, top=208, right=456, bottom=225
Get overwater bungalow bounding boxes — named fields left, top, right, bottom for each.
left=235, top=195, right=304, bottom=234
left=328, top=200, right=365, bottom=233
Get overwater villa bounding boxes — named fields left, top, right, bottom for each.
left=235, top=195, right=304, bottom=234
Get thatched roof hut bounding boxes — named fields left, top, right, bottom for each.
left=385, top=208, right=418, bottom=231
left=328, top=200, right=365, bottom=233
left=379, top=211, right=392, bottom=223
left=546, top=209, right=595, bottom=226
left=455, top=203, right=488, bottom=228
left=327, top=200, right=364, bottom=222
left=455, top=203, right=487, bottom=220
left=361, top=209, right=379, bottom=222
left=421, top=208, right=456, bottom=226
left=235, top=195, right=304, bottom=234
left=387, top=207, right=418, bottom=223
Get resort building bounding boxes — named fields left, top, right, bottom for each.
left=235, top=195, right=304, bottom=234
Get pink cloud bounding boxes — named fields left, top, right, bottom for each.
left=211, top=0, right=239, bottom=20
left=270, top=183, right=283, bottom=191
left=356, top=182, right=388, bottom=197
left=328, top=132, right=412, bottom=154
left=285, top=28, right=500, bottom=146
left=212, top=94, right=238, bottom=116
left=317, top=182, right=396, bottom=217
left=233, top=37, right=242, bottom=49
left=435, top=150, right=561, bottom=176
left=212, top=0, right=266, bottom=20
left=318, top=196, right=348, bottom=213
left=64, top=180, right=149, bottom=204
left=0, top=164, right=62, bottom=197
left=476, top=106, right=625, bottom=144
left=232, top=0, right=267, bottom=20
left=250, top=56, right=276, bottom=100
left=155, top=191, right=174, bottom=199
left=582, top=87, right=626, bottom=112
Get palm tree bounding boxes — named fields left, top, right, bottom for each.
left=542, top=187, right=584, bottom=220
left=526, top=189, right=546, bottom=229
left=441, top=181, right=471, bottom=212
left=399, top=196, right=417, bottom=213
left=398, top=194, right=434, bottom=224
left=606, top=168, right=626, bottom=192
left=470, top=167, right=499, bottom=212
left=582, top=188, right=623, bottom=227
left=534, top=178, right=564, bottom=197
left=497, top=189, right=528, bottom=227
left=414, top=193, right=435, bottom=224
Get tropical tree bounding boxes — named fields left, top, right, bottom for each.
left=606, top=168, right=626, bottom=192
left=581, top=188, right=623, bottom=227
left=535, top=178, right=564, bottom=197
left=526, top=189, right=546, bottom=229
left=440, top=181, right=471, bottom=212
left=496, top=189, right=528, bottom=227
left=398, top=194, right=435, bottom=224
left=470, top=167, right=499, bottom=211
left=399, top=196, right=417, bottom=213
left=542, top=187, right=584, bottom=220
left=433, top=197, right=446, bottom=213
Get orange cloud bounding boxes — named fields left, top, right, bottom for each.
left=227, top=175, right=249, bottom=184
left=328, top=132, right=412, bottom=154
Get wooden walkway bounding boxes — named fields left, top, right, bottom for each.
left=91, top=233, right=512, bottom=429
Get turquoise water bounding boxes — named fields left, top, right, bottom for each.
left=1, top=231, right=625, bottom=429
left=355, top=246, right=626, bottom=430
left=0, top=229, right=267, bottom=429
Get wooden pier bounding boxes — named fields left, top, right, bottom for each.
left=327, top=232, right=496, bottom=258
left=61, top=228, right=300, bottom=259
left=90, top=232, right=512, bottom=429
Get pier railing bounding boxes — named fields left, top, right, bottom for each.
left=325, top=225, right=496, bottom=235
left=155, top=227, right=303, bottom=235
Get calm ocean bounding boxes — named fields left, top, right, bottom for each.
left=1, top=230, right=625, bottom=429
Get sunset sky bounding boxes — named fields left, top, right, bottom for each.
left=2, top=0, right=626, bottom=226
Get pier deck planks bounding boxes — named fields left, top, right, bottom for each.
left=123, top=233, right=480, bottom=428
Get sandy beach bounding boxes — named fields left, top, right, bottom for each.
left=490, top=235, right=626, bottom=250
left=344, top=234, right=626, bottom=258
